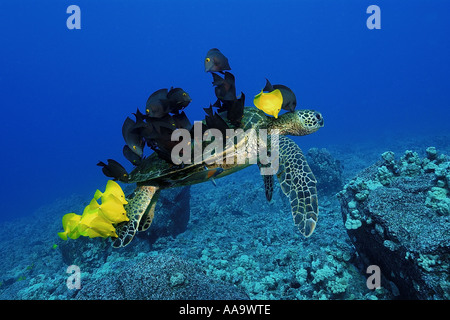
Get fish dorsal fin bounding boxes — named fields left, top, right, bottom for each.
left=263, top=78, right=274, bottom=92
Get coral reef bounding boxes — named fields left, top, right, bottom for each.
left=76, top=254, right=249, bottom=300
left=307, top=148, right=344, bottom=195
left=2, top=137, right=449, bottom=300
left=0, top=159, right=380, bottom=300
left=338, top=147, right=450, bottom=299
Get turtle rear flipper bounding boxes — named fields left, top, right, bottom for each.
left=258, top=163, right=274, bottom=202
left=262, top=174, right=274, bottom=202
left=276, top=136, right=318, bottom=237
left=112, top=186, right=159, bottom=248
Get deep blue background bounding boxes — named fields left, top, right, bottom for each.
left=0, top=0, right=449, bottom=222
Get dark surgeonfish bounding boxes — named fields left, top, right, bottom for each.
left=204, top=48, right=231, bottom=73
left=172, top=111, right=193, bottom=131
left=203, top=105, right=230, bottom=137
left=212, top=72, right=236, bottom=101
left=263, top=79, right=297, bottom=112
left=143, top=111, right=193, bottom=163
left=133, top=108, right=147, bottom=124
left=218, top=92, right=245, bottom=127
left=146, top=87, right=192, bottom=118
left=123, top=145, right=143, bottom=166
left=122, top=117, right=145, bottom=157
left=149, top=114, right=177, bottom=134
left=97, top=159, right=129, bottom=182
left=145, top=88, right=169, bottom=118
left=167, top=87, right=192, bottom=113
left=151, top=126, right=181, bottom=163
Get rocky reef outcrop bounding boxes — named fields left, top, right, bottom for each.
left=338, top=147, right=450, bottom=299
left=141, top=186, right=191, bottom=244
left=307, top=147, right=344, bottom=195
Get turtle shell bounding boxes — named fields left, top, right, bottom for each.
left=127, top=107, right=269, bottom=186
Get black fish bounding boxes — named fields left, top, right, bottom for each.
left=263, top=79, right=297, bottom=112
left=122, top=117, right=144, bottom=156
left=151, top=126, right=181, bottom=162
left=123, top=145, right=143, bottom=166
left=223, top=92, right=245, bottom=127
left=132, top=120, right=155, bottom=142
left=149, top=114, right=177, bottom=134
left=167, top=87, right=192, bottom=113
left=172, top=111, right=193, bottom=131
left=204, top=105, right=230, bottom=136
left=97, top=159, right=129, bottom=182
left=144, top=113, right=192, bottom=163
left=133, top=108, right=147, bottom=123
left=145, top=88, right=170, bottom=118
left=212, top=72, right=236, bottom=101
left=204, top=48, right=231, bottom=73
left=203, top=105, right=214, bottom=118
left=146, top=88, right=192, bottom=118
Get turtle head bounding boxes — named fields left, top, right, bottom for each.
left=269, top=109, right=324, bottom=136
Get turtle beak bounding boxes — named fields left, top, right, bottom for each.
left=314, top=112, right=324, bottom=127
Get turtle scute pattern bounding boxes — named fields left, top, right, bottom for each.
left=138, top=191, right=160, bottom=232
left=112, top=186, right=158, bottom=248
left=276, top=135, right=318, bottom=237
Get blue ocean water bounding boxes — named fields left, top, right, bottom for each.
left=0, top=0, right=449, bottom=302
left=0, top=0, right=449, bottom=222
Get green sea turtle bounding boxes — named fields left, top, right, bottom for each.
left=112, top=107, right=324, bottom=248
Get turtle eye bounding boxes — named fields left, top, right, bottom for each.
left=314, top=112, right=324, bottom=126
left=182, top=92, right=187, bottom=97
left=205, top=58, right=210, bottom=63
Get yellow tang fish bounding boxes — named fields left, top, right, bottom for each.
left=58, top=213, right=82, bottom=240
left=88, top=195, right=128, bottom=224
left=94, top=180, right=128, bottom=205
left=78, top=212, right=118, bottom=238
left=253, top=89, right=283, bottom=118
left=57, top=180, right=128, bottom=241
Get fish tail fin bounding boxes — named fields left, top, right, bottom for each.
left=58, top=213, right=82, bottom=240
left=93, top=189, right=103, bottom=201
left=57, top=232, right=68, bottom=241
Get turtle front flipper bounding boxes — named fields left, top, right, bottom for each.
left=112, top=185, right=159, bottom=248
left=276, top=135, right=318, bottom=237
left=138, top=189, right=160, bottom=232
